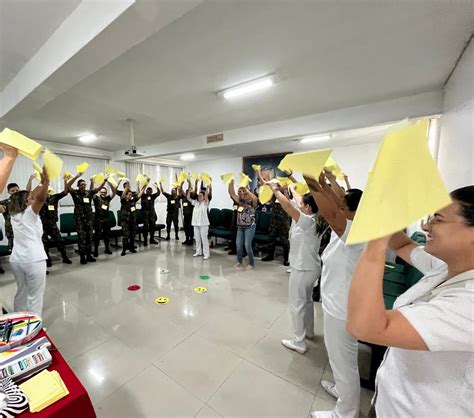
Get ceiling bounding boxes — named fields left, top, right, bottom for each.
left=0, top=0, right=82, bottom=90
left=1, top=0, right=472, bottom=152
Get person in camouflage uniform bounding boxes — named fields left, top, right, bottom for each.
left=67, top=173, right=106, bottom=265
left=140, top=179, right=160, bottom=246
left=120, top=183, right=145, bottom=256
left=160, top=182, right=180, bottom=241
left=180, top=180, right=194, bottom=246
left=93, top=178, right=119, bottom=256
left=40, top=175, right=72, bottom=266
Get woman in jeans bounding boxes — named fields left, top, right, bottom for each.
left=228, top=179, right=258, bottom=271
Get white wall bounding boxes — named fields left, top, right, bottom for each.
left=438, top=39, right=474, bottom=190
left=186, top=157, right=242, bottom=209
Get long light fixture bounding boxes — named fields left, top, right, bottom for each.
left=299, top=134, right=332, bottom=144
left=218, top=74, right=276, bottom=100
left=78, top=133, right=98, bottom=143
left=180, top=153, right=195, bottom=161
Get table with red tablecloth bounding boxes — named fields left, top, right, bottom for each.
left=18, top=330, right=96, bottom=418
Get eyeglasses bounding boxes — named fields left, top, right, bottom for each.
left=423, top=214, right=465, bottom=229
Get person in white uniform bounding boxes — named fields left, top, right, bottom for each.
left=305, top=172, right=364, bottom=418
left=347, top=185, right=474, bottom=417
left=266, top=180, right=325, bottom=354
left=187, top=186, right=210, bottom=260
left=9, top=167, right=49, bottom=316
left=0, top=144, right=18, bottom=193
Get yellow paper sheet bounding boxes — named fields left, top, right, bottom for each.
left=76, top=162, right=88, bottom=173
left=324, top=156, right=345, bottom=180
left=93, top=172, right=105, bottom=185
left=116, top=171, right=126, bottom=179
left=294, top=182, right=310, bottom=195
left=278, top=149, right=333, bottom=178
left=106, top=163, right=117, bottom=175
left=43, top=149, right=63, bottom=181
left=252, top=164, right=261, bottom=172
left=220, top=173, right=234, bottom=184
left=107, top=175, right=118, bottom=188
left=48, top=187, right=55, bottom=194
left=177, top=171, right=188, bottom=185
left=238, top=173, right=251, bottom=188
left=347, top=119, right=452, bottom=244
left=201, top=172, right=212, bottom=186
left=159, top=177, right=166, bottom=183
left=63, top=171, right=73, bottom=180
left=136, top=173, right=146, bottom=184
left=259, top=185, right=273, bottom=204
left=275, top=176, right=293, bottom=187
left=0, top=128, right=42, bottom=160
left=153, top=181, right=159, bottom=188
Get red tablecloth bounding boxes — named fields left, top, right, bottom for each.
left=19, top=330, right=96, bottom=418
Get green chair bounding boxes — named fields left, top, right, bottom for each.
left=254, top=211, right=271, bottom=243
left=59, top=213, right=79, bottom=244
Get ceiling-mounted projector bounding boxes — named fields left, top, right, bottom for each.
left=125, top=146, right=146, bottom=157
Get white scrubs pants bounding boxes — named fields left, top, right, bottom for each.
left=323, top=310, right=360, bottom=418
left=11, top=260, right=47, bottom=316
left=288, top=269, right=319, bottom=342
left=193, top=225, right=210, bottom=257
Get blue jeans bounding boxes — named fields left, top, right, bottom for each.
left=236, top=224, right=256, bottom=266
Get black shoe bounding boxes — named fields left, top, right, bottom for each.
left=129, top=247, right=137, bottom=253
left=46, top=257, right=52, bottom=267
left=0, top=266, right=4, bottom=274
left=93, top=249, right=99, bottom=258
left=80, top=254, right=87, bottom=265
left=121, top=249, right=126, bottom=256
left=104, top=248, right=112, bottom=255
left=87, top=255, right=97, bottom=262
left=150, top=240, right=158, bottom=244
left=283, top=261, right=290, bottom=266
left=62, top=256, right=72, bottom=264
left=175, top=236, right=180, bottom=241
left=228, top=250, right=237, bottom=255
left=46, top=271, right=50, bottom=275
left=165, top=236, right=170, bottom=241
left=187, top=241, right=193, bottom=246
left=261, top=255, right=274, bottom=262
left=143, top=241, right=148, bottom=247
left=182, top=240, right=188, bottom=245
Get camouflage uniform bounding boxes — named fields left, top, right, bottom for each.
left=70, top=189, right=95, bottom=256
left=163, top=192, right=180, bottom=239
left=93, top=195, right=113, bottom=254
left=262, top=197, right=291, bottom=264
left=120, top=195, right=139, bottom=251
left=180, top=194, right=194, bottom=244
left=40, top=191, right=70, bottom=264
left=0, top=198, right=13, bottom=251
left=140, top=191, right=160, bottom=244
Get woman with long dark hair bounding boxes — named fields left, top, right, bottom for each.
left=347, top=186, right=474, bottom=417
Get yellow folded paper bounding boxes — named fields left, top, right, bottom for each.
left=136, top=173, right=146, bottom=184
left=63, top=171, right=73, bottom=180
left=107, top=176, right=118, bottom=188
left=48, top=187, right=55, bottom=194
left=76, top=162, right=88, bottom=174
left=278, top=149, right=333, bottom=178
left=117, top=171, right=126, bottom=179
left=43, top=149, right=63, bottom=181
left=190, top=172, right=199, bottom=181
left=275, top=176, right=293, bottom=187
left=238, top=173, right=251, bottom=188
left=220, top=173, right=234, bottom=184
left=159, top=177, right=167, bottom=183
left=259, top=184, right=273, bottom=204
left=153, top=181, right=159, bottom=188
left=171, top=181, right=180, bottom=188
left=93, top=172, right=105, bottom=185
left=294, top=182, right=310, bottom=195
left=201, top=172, right=212, bottom=186
left=177, top=171, right=188, bottom=185
left=106, top=163, right=117, bottom=175
left=19, top=369, right=69, bottom=413
left=324, top=156, right=345, bottom=180
left=252, top=164, right=262, bottom=172
left=0, top=128, right=42, bottom=160
left=347, top=119, right=451, bottom=244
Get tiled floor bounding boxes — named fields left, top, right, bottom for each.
left=0, top=237, right=374, bottom=417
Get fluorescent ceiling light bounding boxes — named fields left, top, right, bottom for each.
left=180, top=153, right=195, bottom=161
left=299, top=134, right=332, bottom=144
left=78, top=133, right=98, bottom=143
left=219, top=74, right=276, bottom=99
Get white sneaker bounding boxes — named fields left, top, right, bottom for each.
left=281, top=339, right=307, bottom=354
left=310, top=411, right=334, bottom=418
left=245, top=265, right=254, bottom=271
left=203, top=256, right=210, bottom=260
left=320, top=379, right=338, bottom=399
left=193, top=253, right=202, bottom=257
left=286, top=267, right=292, bottom=273
left=234, top=262, right=243, bottom=268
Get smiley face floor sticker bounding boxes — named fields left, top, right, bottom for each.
left=159, top=268, right=169, bottom=274
left=155, top=297, right=169, bottom=304
left=194, top=287, right=208, bottom=294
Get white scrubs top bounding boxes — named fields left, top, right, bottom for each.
left=320, top=220, right=365, bottom=320
left=375, top=247, right=474, bottom=417
left=289, top=212, right=321, bottom=272
left=191, top=201, right=210, bottom=227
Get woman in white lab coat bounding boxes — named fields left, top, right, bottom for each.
left=305, top=172, right=364, bottom=418
left=267, top=180, right=325, bottom=354
left=347, top=185, right=474, bottom=418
